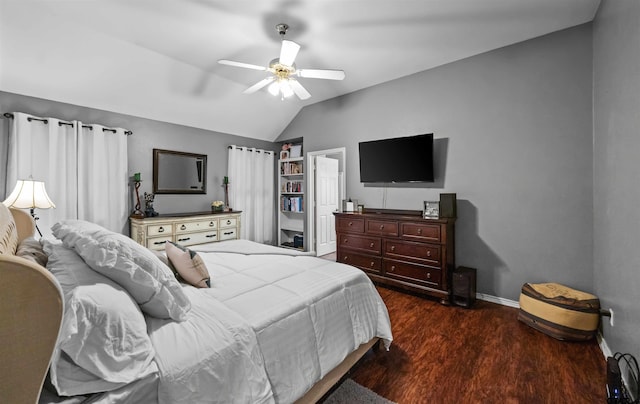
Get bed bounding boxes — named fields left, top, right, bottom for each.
left=0, top=203, right=393, bottom=404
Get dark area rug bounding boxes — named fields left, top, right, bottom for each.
left=323, top=379, right=396, bottom=404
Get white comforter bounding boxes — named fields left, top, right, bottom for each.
left=146, top=240, right=393, bottom=404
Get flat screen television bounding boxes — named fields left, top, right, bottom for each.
left=359, top=134, right=434, bottom=183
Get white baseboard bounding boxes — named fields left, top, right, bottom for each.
left=476, top=293, right=519, bottom=308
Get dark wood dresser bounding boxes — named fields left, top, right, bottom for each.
left=334, top=209, right=455, bottom=303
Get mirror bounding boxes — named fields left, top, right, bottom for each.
left=153, top=149, right=207, bottom=194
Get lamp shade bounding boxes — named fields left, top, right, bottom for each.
left=3, top=180, right=56, bottom=209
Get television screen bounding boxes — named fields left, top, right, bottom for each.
left=359, top=134, right=434, bottom=183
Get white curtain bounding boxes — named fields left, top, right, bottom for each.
left=227, top=146, right=275, bottom=244
left=4, top=112, right=129, bottom=237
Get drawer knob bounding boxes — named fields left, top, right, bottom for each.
left=158, top=226, right=165, bottom=233
left=390, top=245, right=395, bottom=251
left=427, top=250, right=431, bottom=257
left=209, top=221, right=215, bottom=227
left=427, top=273, right=431, bottom=279
left=226, top=220, right=231, bottom=225
left=379, top=224, right=384, bottom=230
left=369, top=242, right=375, bottom=248
left=344, top=256, right=349, bottom=261
left=344, top=238, right=349, bottom=243
left=180, top=224, right=186, bottom=230
left=390, top=265, right=395, bottom=272
left=417, top=228, right=422, bottom=234
left=348, top=221, right=353, bottom=226
left=370, top=261, right=375, bottom=267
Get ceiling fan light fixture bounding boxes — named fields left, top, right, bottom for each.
left=268, top=79, right=294, bottom=99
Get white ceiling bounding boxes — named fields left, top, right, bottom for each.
left=0, top=0, right=600, bottom=142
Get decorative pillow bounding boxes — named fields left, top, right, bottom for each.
left=51, top=220, right=191, bottom=321
left=15, top=237, right=48, bottom=267
left=42, top=240, right=157, bottom=396
left=165, top=241, right=211, bottom=288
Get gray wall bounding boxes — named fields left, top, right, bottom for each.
left=279, top=24, right=594, bottom=301
left=0, top=91, right=278, bottom=220
left=593, top=0, right=640, bottom=363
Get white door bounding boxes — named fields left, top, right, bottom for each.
left=315, top=156, right=339, bottom=256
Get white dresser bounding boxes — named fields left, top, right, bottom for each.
left=130, top=211, right=241, bottom=250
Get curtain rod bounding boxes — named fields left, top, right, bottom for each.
left=3, top=112, right=133, bottom=136
left=228, top=145, right=274, bottom=155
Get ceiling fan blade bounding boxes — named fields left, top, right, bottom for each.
left=288, top=79, right=311, bottom=100
left=279, top=40, right=300, bottom=66
left=218, top=59, right=267, bottom=71
left=297, top=68, right=345, bottom=80
left=243, top=77, right=275, bottom=94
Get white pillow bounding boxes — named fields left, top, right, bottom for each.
left=43, top=240, right=157, bottom=396
left=52, top=220, right=190, bottom=321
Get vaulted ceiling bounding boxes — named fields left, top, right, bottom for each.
left=0, top=0, right=600, bottom=141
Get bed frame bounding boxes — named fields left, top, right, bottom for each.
left=0, top=204, right=64, bottom=403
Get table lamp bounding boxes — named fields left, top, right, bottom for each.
left=3, top=179, right=56, bottom=237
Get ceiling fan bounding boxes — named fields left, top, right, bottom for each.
left=218, top=24, right=345, bottom=100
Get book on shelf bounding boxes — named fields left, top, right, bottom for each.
left=281, top=162, right=303, bottom=175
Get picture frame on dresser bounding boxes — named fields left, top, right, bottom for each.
left=423, top=201, right=439, bottom=218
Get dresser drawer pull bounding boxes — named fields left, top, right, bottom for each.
left=209, top=221, right=215, bottom=227
left=427, top=250, right=431, bottom=257
left=178, top=237, right=191, bottom=242
left=153, top=240, right=166, bottom=245
left=417, top=228, right=422, bottom=234
left=390, top=245, right=395, bottom=251
left=223, top=231, right=234, bottom=235
left=347, top=221, right=353, bottom=226
left=226, top=220, right=232, bottom=225
left=426, top=273, right=431, bottom=279
left=390, top=265, right=396, bottom=272
left=343, top=238, right=349, bottom=243
left=370, top=261, right=375, bottom=267
left=343, top=256, right=349, bottom=261
left=180, top=224, right=186, bottom=230
left=205, top=234, right=216, bottom=238
left=158, top=226, right=165, bottom=233
left=369, top=242, right=375, bottom=248
left=379, top=224, right=384, bottom=230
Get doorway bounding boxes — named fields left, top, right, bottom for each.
left=306, top=148, right=346, bottom=255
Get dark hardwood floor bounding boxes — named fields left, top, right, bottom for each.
left=350, top=286, right=606, bottom=403
left=320, top=251, right=606, bottom=403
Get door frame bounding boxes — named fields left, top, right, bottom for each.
left=306, top=147, right=346, bottom=255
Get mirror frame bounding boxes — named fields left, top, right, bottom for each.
left=153, top=148, right=207, bottom=194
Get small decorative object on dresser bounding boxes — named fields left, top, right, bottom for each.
left=211, top=200, right=224, bottom=213
left=143, top=192, right=159, bottom=217
left=423, top=201, right=439, bottom=218
left=131, top=173, right=144, bottom=218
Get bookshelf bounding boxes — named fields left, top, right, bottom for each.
left=278, top=156, right=305, bottom=250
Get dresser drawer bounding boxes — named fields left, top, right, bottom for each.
left=339, top=251, right=382, bottom=274
left=365, top=219, right=399, bottom=237
left=147, top=236, right=172, bottom=250
left=384, top=259, right=441, bottom=287
left=336, top=216, right=365, bottom=233
left=219, top=217, right=237, bottom=229
left=338, top=233, right=381, bottom=255
left=176, top=231, right=218, bottom=246
left=148, top=223, right=172, bottom=237
left=219, top=228, right=238, bottom=240
left=400, top=222, right=441, bottom=243
left=384, top=240, right=441, bottom=266
left=176, top=219, right=217, bottom=233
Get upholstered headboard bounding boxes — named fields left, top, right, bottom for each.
left=0, top=203, right=64, bottom=403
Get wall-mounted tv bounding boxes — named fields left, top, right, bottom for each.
left=359, top=134, right=434, bottom=183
